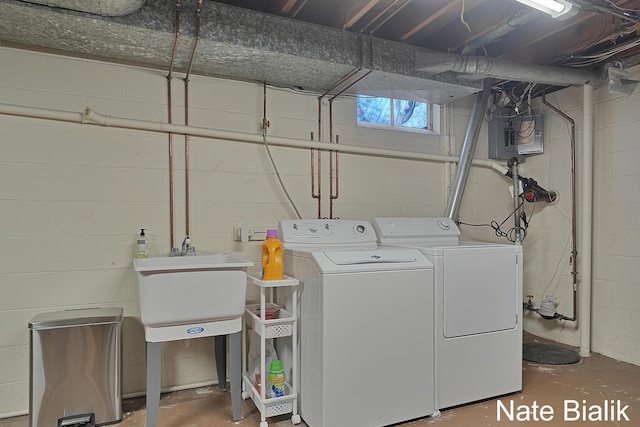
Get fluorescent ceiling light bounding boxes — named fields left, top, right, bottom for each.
left=514, top=0, right=579, bottom=19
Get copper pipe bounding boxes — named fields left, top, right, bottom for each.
left=314, top=98, right=322, bottom=218
left=184, top=83, right=190, bottom=237
left=312, top=37, right=371, bottom=219
left=183, top=0, right=203, bottom=238
left=167, top=0, right=181, bottom=250
left=311, top=132, right=318, bottom=204
left=329, top=99, right=334, bottom=219
left=542, top=92, right=577, bottom=322
left=330, top=135, right=340, bottom=219
left=328, top=100, right=340, bottom=219
left=325, top=68, right=373, bottom=219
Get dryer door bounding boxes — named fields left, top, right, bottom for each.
left=442, top=247, right=518, bottom=338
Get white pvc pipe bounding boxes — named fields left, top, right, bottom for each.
left=580, top=84, right=594, bottom=357
left=0, top=103, right=509, bottom=175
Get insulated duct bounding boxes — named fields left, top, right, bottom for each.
left=20, top=0, right=145, bottom=16
left=0, top=1, right=607, bottom=105
left=416, top=51, right=602, bottom=86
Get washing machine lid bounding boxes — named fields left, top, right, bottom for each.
left=311, top=247, right=433, bottom=273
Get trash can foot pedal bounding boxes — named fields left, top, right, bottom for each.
left=58, top=413, right=95, bottom=427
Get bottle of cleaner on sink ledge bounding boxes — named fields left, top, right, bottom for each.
left=136, top=229, right=148, bottom=258
left=262, top=229, right=283, bottom=280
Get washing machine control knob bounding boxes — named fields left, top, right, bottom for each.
left=437, top=219, right=450, bottom=230
left=354, top=224, right=367, bottom=235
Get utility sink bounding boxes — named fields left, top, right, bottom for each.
left=133, top=254, right=254, bottom=329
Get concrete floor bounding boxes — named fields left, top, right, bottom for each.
left=3, top=333, right=639, bottom=427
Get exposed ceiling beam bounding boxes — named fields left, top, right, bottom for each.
left=345, top=0, right=382, bottom=29
left=400, top=1, right=458, bottom=41
left=281, top=0, right=298, bottom=14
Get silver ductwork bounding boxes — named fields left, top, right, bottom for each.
left=21, top=0, right=145, bottom=16
left=445, top=80, right=494, bottom=222
left=1, top=1, right=607, bottom=105
left=416, top=51, right=603, bottom=86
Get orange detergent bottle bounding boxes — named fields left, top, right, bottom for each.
left=262, top=229, right=284, bottom=280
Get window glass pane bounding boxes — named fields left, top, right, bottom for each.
left=394, top=99, right=428, bottom=129
left=357, top=96, right=391, bottom=125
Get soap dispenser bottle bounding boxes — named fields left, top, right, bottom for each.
left=136, top=229, right=149, bottom=258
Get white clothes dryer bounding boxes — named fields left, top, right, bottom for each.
left=278, top=219, right=436, bottom=427
left=373, top=217, right=523, bottom=410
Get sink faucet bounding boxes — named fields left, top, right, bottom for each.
left=170, top=235, right=196, bottom=256
left=182, top=235, right=196, bottom=256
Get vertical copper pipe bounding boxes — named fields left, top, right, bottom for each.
left=313, top=97, right=322, bottom=218
left=168, top=80, right=175, bottom=250
left=333, top=135, right=339, bottom=200
left=310, top=131, right=316, bottom=198
left=324, top=68, right=372, bottom=219
left=184, top=83, right=190, bottom=237
left=167, top=0, right=181, bottom=250
left=328, top=100, right=341, bottom=219
left=542, top=92, right=577, bottom=322
left=329, top=99, right=333, bottom=219
left=183, top=0, right=203, bottom=238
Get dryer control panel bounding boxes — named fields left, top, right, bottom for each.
left=279, top=219, right=376, bottom=246
left=373, top=217, right=460, bottom=244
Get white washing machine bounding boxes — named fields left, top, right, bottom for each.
left=373, top=217, right=523, bottom=410
left=277, top=219, right=436, bottom=427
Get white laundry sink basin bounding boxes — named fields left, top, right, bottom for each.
left=133, top=254, right=253, bottom=328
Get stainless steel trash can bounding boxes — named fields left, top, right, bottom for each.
left=29, top=307, right=123, bottom=427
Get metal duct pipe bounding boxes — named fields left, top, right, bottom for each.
left=21, top=0, right=145, bottom=16
left=445, top=80, right=493, bottom=221
left=416, top=51, right=602, bottom=86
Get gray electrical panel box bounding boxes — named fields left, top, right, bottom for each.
left=488, top=107, right=543, bottom=160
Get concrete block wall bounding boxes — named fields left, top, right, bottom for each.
left=0, top=46, right=446, bottom=416
left=2, top=45, right=638, bottom=418
left=456, top=83, right=640, bottom=365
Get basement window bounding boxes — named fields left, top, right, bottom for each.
left=357, top=96, right=439, bottom=134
